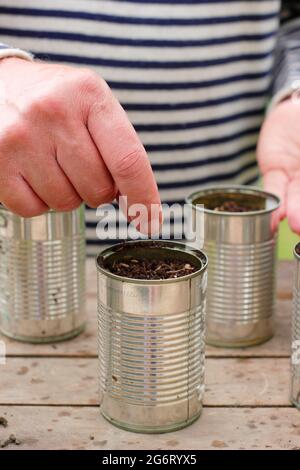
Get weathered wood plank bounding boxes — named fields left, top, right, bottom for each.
left=0, top=259, right=293, bottom=358
left=0, top=358, right=291, bottom=406
left=0, top=406, right=299, bottom=450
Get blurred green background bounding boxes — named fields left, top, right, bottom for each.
left=278, top=219, right=299, bottom=260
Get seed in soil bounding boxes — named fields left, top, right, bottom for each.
left=108, top=257, right=197, bottom=280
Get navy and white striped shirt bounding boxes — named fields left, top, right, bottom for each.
left=0, top=0, right=299, bottom=254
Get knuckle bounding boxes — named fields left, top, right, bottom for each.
left=115, top=148, right=145, bottom=179
left=92, top=84, right=112, bottom=113
left=95, top=76, right=110, bottom=97
left=76, top=70, right=111, bottom=112
left=86, top=185, right=116, bottom=208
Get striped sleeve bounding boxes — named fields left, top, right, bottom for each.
left=271, top=14, right=300, bottom=108
left=0, top=42, right=33, bottom=61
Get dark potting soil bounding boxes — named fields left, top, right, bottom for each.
left=213, top=200, right=261, bottom=213
left=296, top=243, right=300, bottom=256
left=109, top=256, right=198, bottom=280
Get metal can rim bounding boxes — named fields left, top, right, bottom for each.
left=294, top=242, right=300, bottom=260
left=96, top=240, right=208, bottom=284
left=185, top=184, right=280, bottom=217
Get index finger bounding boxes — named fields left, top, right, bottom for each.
left=86, top=80, right=161, bottom=225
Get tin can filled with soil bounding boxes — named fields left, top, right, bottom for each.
left=96, top=240, right=208, bottom=433
left=187, top=185, right=280, bottom=348
left=291, top=242, right=300, bottom=410
left=0, top=205, right=86, bottom=343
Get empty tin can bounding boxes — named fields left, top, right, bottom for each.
left=291, top=243, right=300, bottom=409
left=0, top=205, right=86, bottom=343
left=187, top=185, right=280, bottom=348
left=96, top=240, right=208, bottom=433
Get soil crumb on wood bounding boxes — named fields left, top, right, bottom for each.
left=0, top=417, right=8, bottom=428
left=0, top=434, right=21, bottom=448
left=213, top=200, right=260, bottom=213
left=192, top=190, right=266, bottom=213
left=109, top=257, right=197, bottom=280
left=211, top=440, right=228, bottom=448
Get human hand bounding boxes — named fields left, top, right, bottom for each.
left=0, top=58, right=160, bottom=227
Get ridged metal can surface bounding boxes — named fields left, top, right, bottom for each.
left=96, top=240, right=208, bottom=433
left=0, top=205, right=86, bottom=343
left=291, top=243, right=300, bottom=409
left=187, top=185, right=280, bottom=348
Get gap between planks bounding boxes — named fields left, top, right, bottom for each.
left=0, top=403, right=293, bottom=408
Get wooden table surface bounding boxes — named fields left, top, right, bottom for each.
left=1, top=259, right=299, bottom=451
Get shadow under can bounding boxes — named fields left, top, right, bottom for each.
left=0, top=205, right=86, bottom=343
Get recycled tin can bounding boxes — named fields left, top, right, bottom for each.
left=0, top=205, right=86, bottom=343
left=187, top=185, right=280, bottom=348
left=96, top=240, right=208, bottom=433
left=291, top=242, right=300, bottom=409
